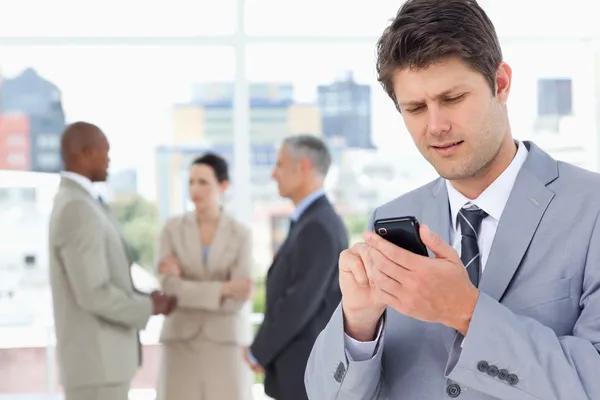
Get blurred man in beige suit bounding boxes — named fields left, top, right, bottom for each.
left=49, top=122, right=176, bottom=400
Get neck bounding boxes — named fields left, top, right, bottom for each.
left=291, top=182, right=323, bottom=206
left=450, top=134, right=517, bottom=200
left=65, top=166, right=92, bottom=181
left=195, top=206, right=221, bottom=224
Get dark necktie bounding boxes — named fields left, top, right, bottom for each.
left=97, top=195, right=108, bottom=210
left=457, top=205, right=488, bottom=287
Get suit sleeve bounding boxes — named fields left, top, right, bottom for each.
left=446, top=211, right=600, bottom=400
left=57, top=201, right=152, bottom=330
left=250, top=221, right=340, bottom=367
left=157, top=222, right=251, bottom=313
left=305, top=210, right=386, bottom=399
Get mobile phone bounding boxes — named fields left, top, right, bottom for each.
left=373, top=216, right=429, bottom=257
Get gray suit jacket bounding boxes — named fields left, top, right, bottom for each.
left=49, top=177, right=153, bottom=389
left=305, top=141, right=600, bottom=399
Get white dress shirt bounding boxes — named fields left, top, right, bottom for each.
left=344, top=141, right=529, bottom=361
left=60, top=171, right=97, bottom=199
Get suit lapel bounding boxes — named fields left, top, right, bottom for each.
left=479, top=144, right=557, bottom=301
left=98, top=201, right=135, bottom=266
left=61, top=177, right=134, bottom=265
left=206, top=214, right=231, bottom=271
left=421, top=179, right=456, bottom=351
left=183, top=212, right=206, bottom=270
left=266, top=195, right=327, bottom=279
left=421, top=179, right=451, bottom=252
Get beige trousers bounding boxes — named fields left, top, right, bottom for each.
left=157, top=338, right=253, bottom=400
left=64, top=383, right=129, bottom=400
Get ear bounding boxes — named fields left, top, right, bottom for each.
left=298, top=157, right=311, bottom=173
left=219, top=180, right=230, bottom=193
left=495, top=62, right=512, bottom=105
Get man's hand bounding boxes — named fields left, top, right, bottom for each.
left=339, top=243, right=387, bottom=342
left=159, top=254, right=182, bottom=277
left=222, top=278, right=254, bottom=300
left=363, top=224, right=479, bottom=335
left=242, top=347, right=265, bottom=374
left=150, top=290, right=178, bottom=315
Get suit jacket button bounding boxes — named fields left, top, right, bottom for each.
left=333, top=362, right=346, bottom=383
left=446, top=383, right=461, bottom=398
left=498, top=369, right=509, bottom=380
left=507, top=374, right=519, bottom=386
left=476, top=360, right=489, bottom=372
left=486, top=365, right=499, bottom=377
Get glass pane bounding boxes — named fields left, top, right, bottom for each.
left=246, top=0, right=599, bottom=39
left=0, top=0, right=236, bottom=37
left=0, top=45, right=234, bottom=397
left=502, top=40, right=597, bottom=170
left=245, top=40, right=597, bottom=271
left=246, top=43, right=436, bottom=271
left=485, top=0, right=599, bottom=38
left=245, top=0, right=402, bottom=36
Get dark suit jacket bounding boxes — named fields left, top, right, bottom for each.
left=251, top=195, right=348, bottom=400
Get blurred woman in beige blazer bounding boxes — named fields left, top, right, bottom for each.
left=156, top=153, right=254, bottom=400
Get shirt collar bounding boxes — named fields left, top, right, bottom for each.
left=291, top=188, right=325, bottom=222
left=61, top=171, right=97, bottom=199
left=446, top=140, right=529, bottom=230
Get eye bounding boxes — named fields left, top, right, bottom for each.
left=446, top=94, right=464, bottom=103
left=406, top=105, right=424, bottom=114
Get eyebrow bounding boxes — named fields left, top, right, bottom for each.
left=398, top=85, right=467, bottom=108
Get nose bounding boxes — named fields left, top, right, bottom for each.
left=427, top=105, right=451, bottom=137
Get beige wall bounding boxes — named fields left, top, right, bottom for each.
left=287, top=104, right=322, bottom=136
left=173, top=105, right=205, bottom=143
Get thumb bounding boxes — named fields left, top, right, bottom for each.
left=420, top=224, right=458, bottom=261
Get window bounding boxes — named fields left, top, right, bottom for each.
left=6, top=153, right=26, bottom=167
left=0, top=188, right=9, bottom=202
left=19, top=188, right=36, bottom=202
left=0, top=45, right=233, bottom=396
left=537, top=78, right=573, bottom=117
left=246, top=0, right=402, bottom=36
left=0, top=0, right=236, bottom=36
left=37, top=135, right=60, bottom=149
left=36, top=153, right=60, bottom=168
left=6, top=134, right=26, bottom=147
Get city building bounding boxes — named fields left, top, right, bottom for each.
left=158, top=82, right=322, bottom=219
left=0, top=68, right=66, bottom=173
left=0, top=114, right=30, bottom=170
left=317, top=72, right=374, bottom=149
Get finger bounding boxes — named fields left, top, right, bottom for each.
left=373, top=286, right=404, bottom=313
left=369, top=246, right=411, bottom=285
left=363, top=230, right=420, bottom=271
left=419, top=224, right=458, bottom=262
left=340, top=247, right=369, bottom=287
left=353, top=242, right=379, bottom=286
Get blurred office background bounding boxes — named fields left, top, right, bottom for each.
left=0, top=0, right=599, bottom=398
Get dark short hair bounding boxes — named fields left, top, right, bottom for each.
left=376, top=0, right=502, bottom=109
left=191, top=152, right=229, bottom=183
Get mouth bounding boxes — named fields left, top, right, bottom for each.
left=431, top=141, right=464, bottom=149
left=430, top=140, right=464, bottom=156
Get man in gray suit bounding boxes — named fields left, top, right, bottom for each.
left=49, top=122, right=176, bottom=400
left=305, top=1, right=600, bottom=399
